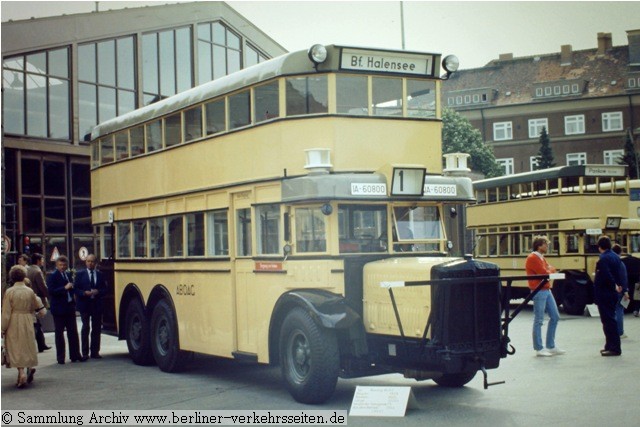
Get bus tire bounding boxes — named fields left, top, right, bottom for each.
left=150, top=300, right=189, bottom=372
left=279, top=307, right=339, bottom=404
left=554, top=280, right=587, bottom=315
left=433, top=371, right=476, bottom=387
left=125, top=299, right=154, bottom=366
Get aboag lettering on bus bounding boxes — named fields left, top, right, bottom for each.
left=176, top=284, right=195, bottom=296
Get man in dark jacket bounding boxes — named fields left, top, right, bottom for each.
left=46, top=255, right=83, bottom=364
left=594, top=236, right=624, bottom=356
left=26, top=253, right=51, bottom=352
left=74, top=254, right=107, bottom=359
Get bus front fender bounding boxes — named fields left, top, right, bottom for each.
left=274, top=289, right=361, bottom=329
left=269, top=289, right=367, bottom=364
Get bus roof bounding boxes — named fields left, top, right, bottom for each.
left=473, top=164, right=628, bottom=190
left=91, top=44, right=442, bottom=140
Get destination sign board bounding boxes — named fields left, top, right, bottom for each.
left=341, top=48, right=433, bottom=76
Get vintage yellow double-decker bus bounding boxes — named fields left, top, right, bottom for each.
left=91, top=44, right=510, bottom=403
left=467, top=165, right=640, bottom=315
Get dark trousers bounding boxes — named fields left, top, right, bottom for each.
left=597, top=293, right=621, bottom=353
left=34, top=318, right=48, bottom=351
left=53, top=312, right=81, bottom=362
left=81, top=310, right=103, bottom=357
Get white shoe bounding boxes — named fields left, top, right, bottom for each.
left=536, top=349, right=553, bottom=357
left=547, top=347, right=566, bottom=355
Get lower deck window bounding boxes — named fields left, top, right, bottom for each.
left=338, top=205, right=387, bottom=253
left=295, top=207, right=326, bottom=253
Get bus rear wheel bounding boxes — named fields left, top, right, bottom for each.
left=125, top=299, right=154, bottom=366
left=150, top=300, right=190, bottom=372
left=279, top=307, right=339, bottom=404
left=433, top=371, right=476, bottom=387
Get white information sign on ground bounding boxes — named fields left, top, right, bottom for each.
left=349, top=386, right=418, bottom=417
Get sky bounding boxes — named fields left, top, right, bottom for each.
left=1, top=0, right=640, bottom=69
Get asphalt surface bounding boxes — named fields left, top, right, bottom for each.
left=2, top=305, right=639, bottom=426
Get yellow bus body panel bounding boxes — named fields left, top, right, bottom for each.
left=362, top=257, right=452, bottom=339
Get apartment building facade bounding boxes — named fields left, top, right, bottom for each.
left=443, top=30, right=640, bottom=176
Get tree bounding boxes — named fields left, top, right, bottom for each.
left=619, top=128, right=639, bottom=179
left=535, top=126, right=555, bottom=170
left=441, top=108, right=503, bottom=178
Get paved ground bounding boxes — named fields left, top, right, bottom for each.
left=2, top=305, right=639, bottom=426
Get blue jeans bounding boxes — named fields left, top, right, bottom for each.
left=615, top=294, right=624, bottom=336
left=532, top=290, right=560, bottom=351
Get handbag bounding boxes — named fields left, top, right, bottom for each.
left=634, top=282, right=640, bottom=301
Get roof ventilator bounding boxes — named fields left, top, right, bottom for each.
left=304, top=148, right=332, bottom=174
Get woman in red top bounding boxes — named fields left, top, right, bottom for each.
left=524, top=236, right=565, bottom=357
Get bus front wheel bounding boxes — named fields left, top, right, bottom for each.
left=279, top=307, right=339, bottom=404
left=433, top=371, right=476, bottom=387
left=150, top=300, right=189, bottom=372
left=125, top=299, right=154, bottom=366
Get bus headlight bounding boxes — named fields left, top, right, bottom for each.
left=308, top=44, right=328, bottom=67
left=442, top=55, right=459, bottom=79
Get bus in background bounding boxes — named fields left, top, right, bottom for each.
left=90, top=44, right=512, bottom=403
left=467, top=164, right=640, bottom=315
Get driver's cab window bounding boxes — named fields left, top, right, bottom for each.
left=294, top=207, right=327, bottom=253
left=392, top=205, right=443, bottom=252
left=338, top=204, right=387, bottom=253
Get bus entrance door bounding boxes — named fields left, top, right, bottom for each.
left=233, top=192, right=259, bottom=356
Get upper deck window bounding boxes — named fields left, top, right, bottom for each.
left=372, top=77, right=402, bottom=117
left=336, top=75, right=368, bottom=115
left=205, top=99, right=226, bottom=135
left=407, top=80, right=436, bottom=118
left=130, top=126, right=145, bottom=156
left=254, top=81, right=279, bottom=123
left=164, top=113, right=182, bottom=147
left=146, top=120, right=162, bottom=152
left=229, top=90, right=251, bottom=129
left=115, top=131, right=129, bottom=160
left=285, top=76, right=328, bottom=116
left=184, top=106, right=203, bottom=142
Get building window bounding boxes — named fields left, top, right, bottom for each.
left=629, top=78, right=637, bottom=88
left=447, top=97, right=454, bottom=106
left=472, top=94, right=479, bottom=103
left=2, top=48, right=71, bottom=140
left=602, top=111, right=623, bottom=132
left=456, top=96, right=462, bottom=105
left=245, top=44, right=268, bottom=68
left=78, top=37, right=136, bottom=140
left=143, top=27, right=192, bottom=105
left=197, top=21, right=241, bottom=85
left=530, top=156, right=540, bottom=171
left=481, top=93, right=488, bottom=102
left=603, top=149, right=624, bottom=165
left=464, top=95, right=471, bottom=104
left=566, top=152, right=587, bottom=166
left=493, top=121, right=513, bottom=141
left=554, top=86, right=561, bottom=95
left=544, top=87, right=552, bottom=96
left=564, top=115, right=585, bottom=135
left=496, top=158, right=514, bottom=175
left=562, top=85, right=570, bottom=94
left=535, top=88, right=543, bottom=97
left=528, top=118, right=548, bottom=138
left=571, top=84, right=580, bottom=93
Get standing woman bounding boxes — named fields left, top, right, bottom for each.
left=1, top=265, right=47, bottom=388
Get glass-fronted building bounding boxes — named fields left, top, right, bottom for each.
left=1, top=2, right=286, bottom=270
